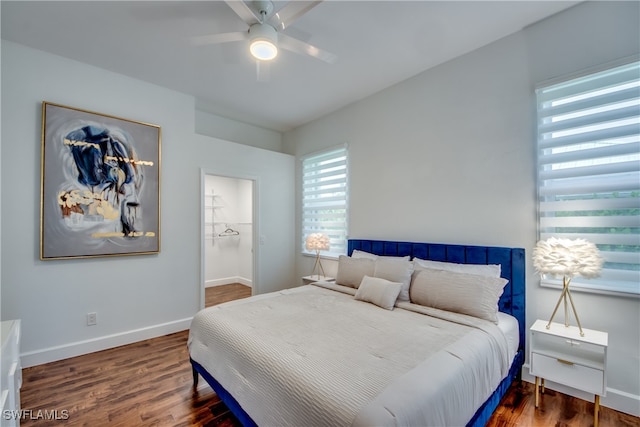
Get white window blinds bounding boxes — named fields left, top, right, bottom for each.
left=302, top=147, right=348, bottom=258
left=536, top=59, right=640, bottom=295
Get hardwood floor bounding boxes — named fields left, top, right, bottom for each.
left=19, top=285, right=639, bottom=426
left=205, top=283, right=251, bottom=308
left=20, top=331, right=239, bottom=427
left=487, top=381, right=639, bottom=427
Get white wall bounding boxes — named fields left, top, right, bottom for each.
left=195, top=102, right=283, bottom=153
left=237, top=178, right=254, bottom=281
left=0, top=4, right=3, bottom=320
left=204, top=174, right=253, bottom=287
left=0, top=40, right=295, bottom=367
left=284, top=1, right=640, bottom=416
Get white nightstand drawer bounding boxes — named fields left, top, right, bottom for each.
left=531, top=352, right=605, bottom=395
left=533, top=332, right=605, bottom=368
left=535, top=330, right=604, bottom=353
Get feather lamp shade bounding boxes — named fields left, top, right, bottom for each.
left=305, top=233, right=330, bottom=252
left=306, top=233, right=329, bottom=279
left=533, top=237, right=603, bottom=336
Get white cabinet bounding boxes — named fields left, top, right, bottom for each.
left=1, top=320, right=22, bottom=427
left=530, top=319, right=607, bottom=427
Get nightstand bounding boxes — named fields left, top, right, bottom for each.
left=302, top=275, right=334, bottom=285
left=530, top=319, right=607, bottom=427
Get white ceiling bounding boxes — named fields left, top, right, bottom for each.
left=1, top=1, right=579, bottom=132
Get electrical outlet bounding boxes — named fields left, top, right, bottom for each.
left=87, top=312, right=97, bottom=326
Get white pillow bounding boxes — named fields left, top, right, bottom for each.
left=354, top=276, right=402, bottom=310
left=352, top=249, right=410, bottom=261
left=413, top=258, right=501, bottom=278
left=373, top=258, right=414, bottom=301
left=409, top=269, right=508, bottom=323
left=335, top=255, right=375, bottom=288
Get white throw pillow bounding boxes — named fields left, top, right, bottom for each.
left=335, top=255, right=375, bottom=288
left=352, top=249, right=410, bottom=260
left=373, top=258, right=414, bottom=301
left=354, top=276, right=402, bottom=310
left=409, top=269, right=508, bottom=323
left=413, top=258, right=501, bottom=278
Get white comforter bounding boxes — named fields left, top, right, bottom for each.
left=188, top=282, right=511, bottom=427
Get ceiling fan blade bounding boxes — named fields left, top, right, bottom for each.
left=268, top=1, right=322, bottom=31
left=225, top=0, right=260, bottom=25
left=256, top=60, right=270, bottom=82
left=191, top=31, right=248, bottom=46
left=279, top=33, right=337, bottom=64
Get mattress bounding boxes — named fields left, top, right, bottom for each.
left=496, top=311, right=520, bottom=364
left=188, top=282, right=514, bottom=427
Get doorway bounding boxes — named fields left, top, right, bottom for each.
left=201, top=171, right=257, bottom=309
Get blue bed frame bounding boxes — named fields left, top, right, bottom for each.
left=191, top=239, right=526, bottom=427
left=348, top=239, right=526, bottom=426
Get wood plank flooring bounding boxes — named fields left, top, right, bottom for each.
left=205, top=283, right=251, bottom=308
left=20, top=331, right=237, bottom=427
left=19, top=286, right=639, bottom=426
left=487, top=381, right=639, bottom=427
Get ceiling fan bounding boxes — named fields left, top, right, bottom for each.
left=192, top=0, right=337, bottom=81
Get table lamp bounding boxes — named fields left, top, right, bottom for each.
left=533, top=237, right=603, bottom=336
left=305, top=233, right=330, bottom=280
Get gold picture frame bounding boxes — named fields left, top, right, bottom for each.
left=40, top=102, right=161, bottom=259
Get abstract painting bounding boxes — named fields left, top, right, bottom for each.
left=40, top=102, right=161, bottom=259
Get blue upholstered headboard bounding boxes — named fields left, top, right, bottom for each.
left=348, top=239, right=526, bottom=352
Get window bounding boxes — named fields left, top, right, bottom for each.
left=302, top=146, right=348, bottom=258
left=536, top=59, right=639, bottom=295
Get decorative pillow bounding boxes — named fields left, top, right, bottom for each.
left=335, top=255, right=375, bottom=288
left=373, top=258, right=414, bottom=301
left=352, top=249, right=410, bottom=260
left=413, top=258, right=501, bottom=278
left=409, top=269, right=508, bottom=323
left=354, top=276, right=402, bottom=310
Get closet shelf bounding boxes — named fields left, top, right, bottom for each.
left=204, top=190, right=251, bottom=244
left=212, top=222, right=252, bottom=225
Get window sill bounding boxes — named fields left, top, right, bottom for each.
left=302, top=252, right=339, bottom=261
left=540, top=278, right=640, bottom=298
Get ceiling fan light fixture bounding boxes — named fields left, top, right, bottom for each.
left=249, top=23, right=278, bottom=61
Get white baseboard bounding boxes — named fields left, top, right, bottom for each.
left=521, top=364, right=640, bottom=417
left=205, top=277, right=252, bottom=288
left=20, top=318, right=193, bottom=368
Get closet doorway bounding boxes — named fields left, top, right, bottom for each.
left=201, top=172, right=256, bottom=309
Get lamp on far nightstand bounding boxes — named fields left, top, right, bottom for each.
left=533, top=237, right=603, bottom=336
left=305, top=233, right=330, bottom=280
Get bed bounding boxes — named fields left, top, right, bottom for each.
left=189, top=239, right=525, bottom=426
